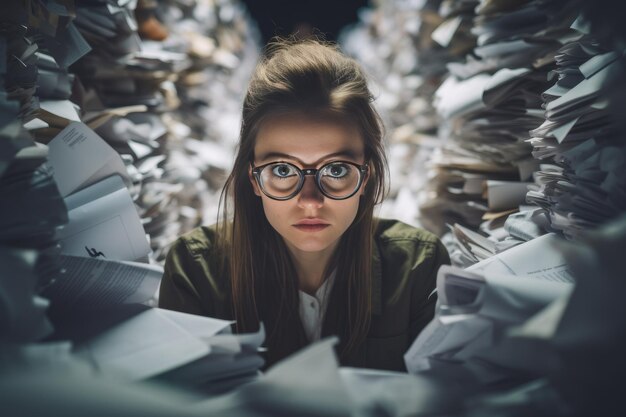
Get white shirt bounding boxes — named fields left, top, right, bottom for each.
left=298, top=271, right=336, bottom=342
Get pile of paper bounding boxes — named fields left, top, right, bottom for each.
left=421, top=0, right=580, bottom=234
left=8, top=213, right=624, bottom=416
left=0, top=30, right=68, bottom=343
left=0, top=337, right=347, bottom=417
left=404, top=233, right=574, bottom=382
left=8, top=1, right=91, bottom=143
left=73, top=307, right=264, bottom=394
left=444, top=215, right=626, bottom=417
left=67, top=0, right=260, bottom=262
left=3, top=0, right=150, bottom=265
left=526, top=19, right=626, bottom=239
left=64, top=0, right=185, bottom=262
left=153, top=0, right=261, bottom=235
left=3, top=0, right=266, bottom=400
left=43, top=121, right=151, bottom=262
left=35, top=251, right=265, bottom=394
left=340, top=0, right=477, bottom=226
left=445, top=203, right=550, bottom=267
left=385, top=213, right=626, bottom=416
left=341, top=0, right=476, bottom=136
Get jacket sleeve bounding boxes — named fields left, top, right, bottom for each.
left=158, top=237, right=207, bottom=316
left=408, top=238, right=450, bottom=343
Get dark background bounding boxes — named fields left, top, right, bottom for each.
left=241, top=0, right=369, bottom=42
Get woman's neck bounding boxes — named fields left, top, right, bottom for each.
left=285, top=240, right=339, bottom=295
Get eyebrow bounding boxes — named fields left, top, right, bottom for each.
left=256, top=150, right=364, bottom=166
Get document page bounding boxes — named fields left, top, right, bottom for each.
left=467, top=233, right=574, bottom=282
left=159, top=308, right=233, bottom=339
left=54, top=175, right=151, bottom=262
left=76, top=308, right=210, bottom=380
left=47, top=121, right=130, bottom=196
left=486, top=180, right=532, bottom=211
left=42, top=255, right=162, bottom=311
left=404, top=313, right=493, bottom=373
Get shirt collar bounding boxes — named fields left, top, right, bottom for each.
left=298, top=269, right=336, bottom=302
left=298, top=251, right=382, bottom=315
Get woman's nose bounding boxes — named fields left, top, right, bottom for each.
left=297, top=175, right=324, bottom=208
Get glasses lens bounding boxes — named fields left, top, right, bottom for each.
left=319, top=162, right=360, bottom=199
left=259, top=163, right=301, bottom=198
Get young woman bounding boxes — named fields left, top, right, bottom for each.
left=159, top=39, right=450, bottom=371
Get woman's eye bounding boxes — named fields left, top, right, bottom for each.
left=271, top=164, right=296, bottom=177
left=327, top=164, right=349, bottom=178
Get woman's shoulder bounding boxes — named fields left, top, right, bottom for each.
left=374, top=218, right=441, bottom=246
left=166, top=224, right=229, bottom=277
left=373, top=217, right=449, bottom=268
left=171, top=224, right=221, bottom=257
left=161, top=224, right=231, bottom=317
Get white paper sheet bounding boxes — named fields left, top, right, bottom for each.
left=47, top=121, right=130, bottom=197
left=77, top=308, right=211, bottom=380
left=42, top=255, right=162, bottom=310
left=467, top=233, right=574, bottom=283
left=54, top=175, right=151, bottom=262
left=486, top=180, right=532, bottom=211
left=407, top=313, right=492, bottom=371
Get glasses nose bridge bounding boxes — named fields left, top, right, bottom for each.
left=300, top=168, right=318, bottom=177
left=297, top=167, right=324, bottom=200
left=298, top=167, right=320, bottom=189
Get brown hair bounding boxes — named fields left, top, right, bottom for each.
left=217, top=38, right=388, bottom=365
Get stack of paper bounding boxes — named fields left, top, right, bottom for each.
left=15, top=1, right=91, bottom=142
left=526, top=18, right=626, bottom=240
left=67, top=0, right=261, bottom=263
left=75, top=308, right=264, bottom=393
left=3, top=2, right=267, bottom=400
left=0, top=337, right=347, bottom=417
left=91, top=108, right=181, bottom=256
left=153, top=0, right=261, bottom=242
left=61, top=0, right=181, bottom=263
left=1, top=0, right=158, bottom=362
left=0, top=32, right=68, bottom=343
left=37, top=249, right=264, bottom=394
left=540, top=214, right=626, bottom=415
left=406, top=0, right=580, bottom=269
left=418, top=67, right=544, bottom=237
left=342, top=0, right=477, bottom=136
left=340, top=1, right=478, bottom=227
left=44, top=123, right=151, bottom=262
left=405, top=233, right=574, bottom=383
left=428, top=215, right=626, bottom=417
left=446, top=201, right=549, bottom=266
left=456, top=0, right=579, bottom=78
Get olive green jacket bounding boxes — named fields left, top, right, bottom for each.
left=159, top=218, right=450, bottom=371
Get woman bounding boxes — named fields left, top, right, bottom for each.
left=159, top=39, right=450, bottom=371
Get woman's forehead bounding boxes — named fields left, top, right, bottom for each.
left=254, top=112, right=365, bottom=164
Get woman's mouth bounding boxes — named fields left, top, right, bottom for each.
left=293, top=220, right=330, bottom=232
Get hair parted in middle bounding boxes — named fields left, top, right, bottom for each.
left=216, top=37, right=389, bottom=366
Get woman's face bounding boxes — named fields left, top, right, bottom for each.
left=250, top=112, right=368, bottom=258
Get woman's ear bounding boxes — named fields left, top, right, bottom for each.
left=248, top=167, right=262, bottom=197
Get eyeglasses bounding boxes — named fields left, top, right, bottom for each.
left=251, top=160, right=368, bottom=200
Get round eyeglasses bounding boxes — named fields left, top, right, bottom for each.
left=251, top=160, right=369, bottom=200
